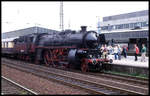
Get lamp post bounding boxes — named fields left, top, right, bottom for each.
left=60, top=1, right=64, bottom=31
left=108, top=24, right=110, bottom=31
left=35, top=23, right=40, bottom=33
left=96, top=16, right=100, bottom=34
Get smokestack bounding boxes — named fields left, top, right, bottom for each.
left=81, top=26, right=87, bottom=32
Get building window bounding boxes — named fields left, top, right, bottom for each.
left=120, top=24, right=124, bottom=29
left=108, top=25, right=113, bottom=31
left=129, top=23, right=134, bottom=29
left=137, top=22, right=141, bottom=27
left=5, top=42, right=8, bottom=48
left=2, top=42, right=4, bottom=48
left=124, top=24, right=130, bottom=29
left=142, top=21, right=148, bottom=27
left=116, top=24, right=123, bottom=29
left=113, top=25, right=116, bottom=30
left=146, top=21, right=148, bottom=25
left=133, top=23, right=138, bottom=28
left=4, top=42, right=6, bottom=48
left=8, top=42, right=14, bottom=48
left=115, top=25, right=119, bottom=29
left=101, top=26, right=108, bottom=30
left=101, top=21, right=148, bottom=31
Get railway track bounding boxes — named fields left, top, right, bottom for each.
left=3, top=57, right=148, bottom=87
left=94, top=72, right=148, bottom=85
left=2, top=61, right=122, bottom=95
left=1, top=76, right=37, bottom=95
left=69, top=69, right=148, bottom=86
left=2, top=58, right=149, bottom=95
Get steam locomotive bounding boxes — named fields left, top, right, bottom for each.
left=2, top=26, right=112, bottom=72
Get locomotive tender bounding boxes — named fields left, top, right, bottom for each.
left=2, top=26, right=112, bottom=72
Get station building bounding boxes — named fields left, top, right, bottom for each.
left=2, top=26, right=59, bottom=39
left=99, top=10, right=148, bottom=32
left=99, top=10, right=149, bottom=54
left=2, top=26, right=59, bottom=49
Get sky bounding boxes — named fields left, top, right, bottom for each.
left=2, top=1, right=148, bottom=33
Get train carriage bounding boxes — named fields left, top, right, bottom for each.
left=2, top=37, right=18, bottom=57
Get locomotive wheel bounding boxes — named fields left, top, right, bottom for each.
left=81, top=63, right=89, bottom=72
left=44, top=50, right=52, bottom=66
left=81, top=59, right=89, bottom=72
left=44, top=50, right=58, bottom=67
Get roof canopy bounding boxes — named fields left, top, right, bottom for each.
left=2, top=37, right=19, bottom=42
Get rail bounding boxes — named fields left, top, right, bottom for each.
left=1, top=76, right=38, bottom=95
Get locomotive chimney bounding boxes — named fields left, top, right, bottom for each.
left=81, top=26, right=87, bottom=32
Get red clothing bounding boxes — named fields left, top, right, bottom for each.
left=126, top=47, right=128, bottom=51
left=136, top=47, right=139, bottom=54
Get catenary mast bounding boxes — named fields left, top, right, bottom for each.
left=60, top=1, right=64, bottom=31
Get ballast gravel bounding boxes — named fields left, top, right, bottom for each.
left=2, top=64, right=89, bottom=95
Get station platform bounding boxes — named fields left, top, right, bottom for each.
left=104, top=55, right=149, bottom=76
left=109, top=55, right=149, bottom=68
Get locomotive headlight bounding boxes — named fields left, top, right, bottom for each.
left=99, top=62, right=102, bottom=66
left=93, top=59, right=97, bottom=65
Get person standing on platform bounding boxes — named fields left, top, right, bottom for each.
left=103, top=44, right=108, bottom=59
left=122, top=46, right=127, bottom=58
left=100, top=44, right=105, bottom=58
left=141, top=44, right=146, bottom=62
left=104, top=44, right=108, bottom=59
left=108, top=45, right=113, bottom=55
left=117, top=44, right=122, bottom=60
left=134, top=44, right=139, bottom=61
left=113, top=45, right=118, bottom=60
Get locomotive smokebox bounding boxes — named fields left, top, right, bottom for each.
left=81, top=26, right=87, bottom=32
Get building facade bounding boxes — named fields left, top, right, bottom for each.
left=99, top=10, right=148, bottom=33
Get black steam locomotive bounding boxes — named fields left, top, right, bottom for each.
left=2, top=26, right=112, bottom=72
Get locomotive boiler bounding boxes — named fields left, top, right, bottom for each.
left=34, top=26, right=111, bottom=72
left=2, top=26, right=112, bottom=72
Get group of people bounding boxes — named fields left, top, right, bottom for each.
left=100, top=44, right=128, bottom=60
left=99, top=43, right=147, bottom=62
left=134, top=44, right=147, bottom=62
